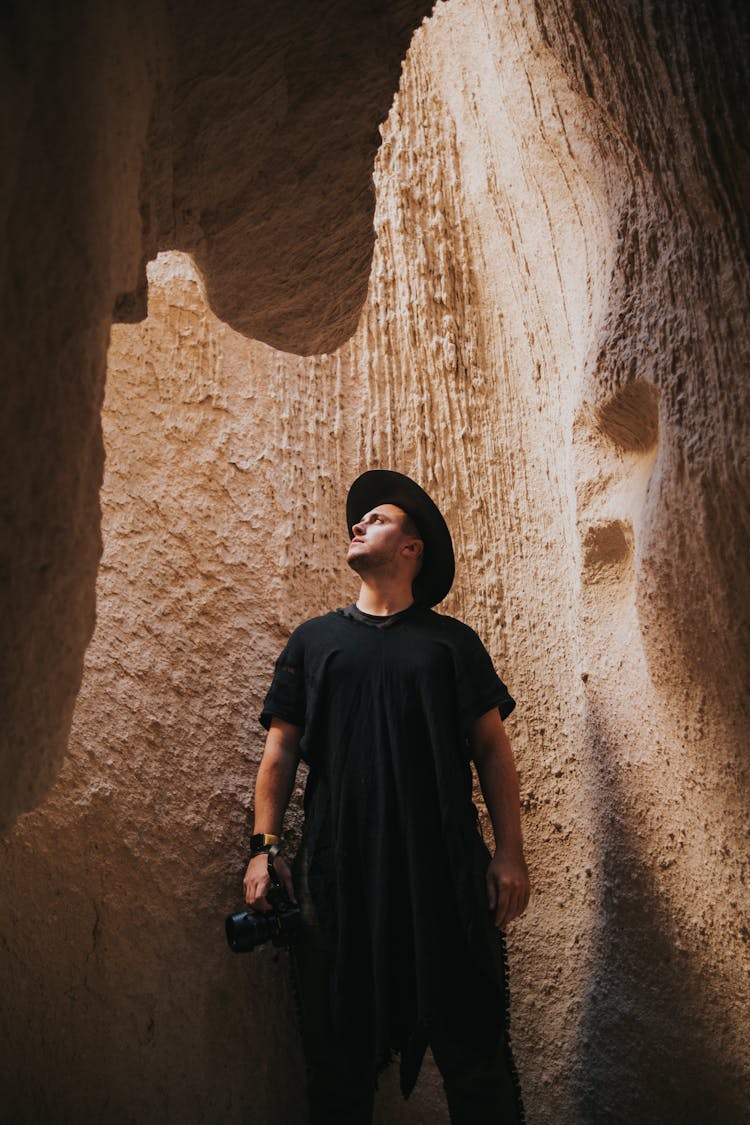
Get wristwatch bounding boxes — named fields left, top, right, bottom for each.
left=249, top=832, right=281, bottom=857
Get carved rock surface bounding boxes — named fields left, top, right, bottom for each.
left=0, top=0, right=162, bottom=830
left=2, top=1, right=749, bottom=1122
left=0, top=0, right=432, bottom=827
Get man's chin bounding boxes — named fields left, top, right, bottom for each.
left=347, top=552, right=366, bottom=574
left=347, top=547, right=380, bottom=576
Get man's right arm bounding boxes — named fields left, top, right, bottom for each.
left=242, top=716, right=302, bottom=910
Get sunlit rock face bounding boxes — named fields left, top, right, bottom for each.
left=2, top=1, right=748, bottom=1123
left=0, top=0, right=432, bottom=827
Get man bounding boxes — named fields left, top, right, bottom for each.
left=243, top=470, right=530, bottom=1124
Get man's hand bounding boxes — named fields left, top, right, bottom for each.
left=243, top=717, right=302, bottom=910
left=486, top=849, right=530, bottom=931
left=243, top=851, right=296, bottom=912
left=471, top=708, right=531, bottom=930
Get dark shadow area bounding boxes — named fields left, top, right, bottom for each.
left=574, top=700, right=748, bottom=1124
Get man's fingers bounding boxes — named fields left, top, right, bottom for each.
left=244, top=872, right=271, bottom=910
left=242, top=852, right=297, bottom=912
left=496, top=882, right=530, bottom=929
left=494, top=883, right=511, bottom=929
left=487, top=853, right=531, bottom=930
left=503, top=887, right=522, bottom=929
left=488, top=871, right=514, bottom=927
left=493, top=879, right=530, bottom=929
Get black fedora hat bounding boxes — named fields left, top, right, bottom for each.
left=346, top=470, right=455, bottom=607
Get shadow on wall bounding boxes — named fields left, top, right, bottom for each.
left=573, top=379, right=748, bottom=1121
left=0, top=779, right=308, bottom=1122
left=575, top=700, right=748, bottom=1125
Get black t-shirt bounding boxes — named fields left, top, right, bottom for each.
left=260, top=602, right=516, bottom=1093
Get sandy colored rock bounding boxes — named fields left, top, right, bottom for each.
left=1, top=1, right=749, bottom=1122
left=0, top=0, right=432, bottom=828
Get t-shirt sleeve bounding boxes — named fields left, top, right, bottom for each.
left=456, top=630, right=515, bottom=733
left=259, top=629, right=306, bottom=731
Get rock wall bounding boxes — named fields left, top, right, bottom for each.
left=0, top=0, right=431, bottom=828
left=2, top=1, right=749, bottom=1122
left=0, top=0, right=164, bottom=831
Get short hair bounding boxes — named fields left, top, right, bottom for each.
left=399, top=509, right=424, bottom=575
left=399, top=510, right=422, bottom=541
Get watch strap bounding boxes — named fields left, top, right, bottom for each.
left=249, top=832, right=281, bottom=856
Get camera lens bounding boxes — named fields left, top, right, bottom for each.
left=225, top=910, right=271, bottom=953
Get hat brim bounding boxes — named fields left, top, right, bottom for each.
left=346, top=470, right=455, bottom=607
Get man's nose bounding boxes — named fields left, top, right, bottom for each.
left=352, top=520, right=365, bottom=537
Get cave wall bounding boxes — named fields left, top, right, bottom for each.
left=0, top=0, right=164, bottom=833
left=2, top=0, right=749, bottom=1122
left=0, top=0, right=432, bottom=828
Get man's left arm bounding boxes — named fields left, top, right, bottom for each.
left=470, top=707, right=530, bottom=930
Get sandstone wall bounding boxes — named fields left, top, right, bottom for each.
left=0, top=0, right=430, bottom=828
left=2, top=1, right=749, bottom=1122
left=0, top=0, right=164, bottom=830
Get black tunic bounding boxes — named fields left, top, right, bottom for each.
left=260, top=602, right=516, bottom=1095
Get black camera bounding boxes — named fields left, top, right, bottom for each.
left=225, top=848, right=303, bottom=953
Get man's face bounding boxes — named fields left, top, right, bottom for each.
left=346, top=504, right=415, bottom=574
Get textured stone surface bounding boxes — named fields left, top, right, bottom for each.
left=164, top=0, right=435, bottom=353
left=0, top=0, right=432, bottom=827
left=2, top=0, right=749, bottom=1122
left=0, top=0, right=163, bottom=831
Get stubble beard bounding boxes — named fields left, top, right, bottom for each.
left=346, top=545, right=395, bottom=579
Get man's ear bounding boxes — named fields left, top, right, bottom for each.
left=403, top=538, right=424, bottom=560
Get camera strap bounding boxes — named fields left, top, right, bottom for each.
left=266, top=842, right=282, bottom=887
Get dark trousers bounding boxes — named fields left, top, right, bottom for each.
left=290, top=854, right=524, bottom=1125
